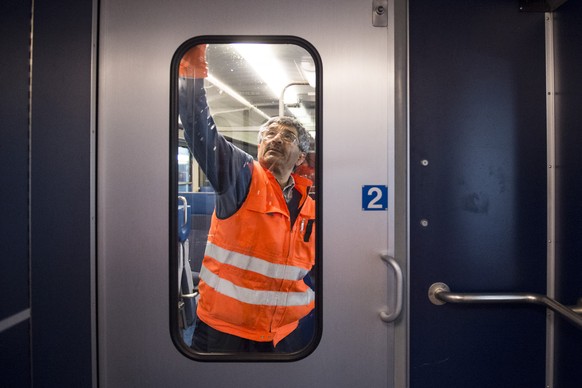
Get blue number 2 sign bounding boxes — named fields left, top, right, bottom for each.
left=362, top=185, right=388, bottom=211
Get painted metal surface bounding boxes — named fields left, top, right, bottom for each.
left=7, top=0, right=582, bottom=386
left=1, top=0, right=96, bottom=386
left=554, top=1, right=582, bottom=387
left=98, top=0, right=397, bottom=386
left=1, top=2, right=32, bottom=384
left=409, top=0, right=548, bottom=386
left=30, top=0, right=96, bottom=385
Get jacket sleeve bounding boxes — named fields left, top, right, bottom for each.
left=178, top=77, right=254, bottom=218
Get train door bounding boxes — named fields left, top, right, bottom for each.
left=98, top=0, right=404, bottom=387
left=408, top=1, right=572, bottom=387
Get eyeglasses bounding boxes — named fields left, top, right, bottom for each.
left=261, top=129, right=299, bottom=144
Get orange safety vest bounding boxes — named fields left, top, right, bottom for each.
left=196, top=162, right=316, bottom=346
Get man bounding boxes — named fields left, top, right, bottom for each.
left=178, top=44, right=316, bottom=352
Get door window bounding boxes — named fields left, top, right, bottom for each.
left=170, top=36, right=321, bottom=360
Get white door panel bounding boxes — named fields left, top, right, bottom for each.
left=98, top=0, right=398, bottom=386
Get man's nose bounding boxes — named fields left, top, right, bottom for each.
left=270, top=133, right=284, bottom=143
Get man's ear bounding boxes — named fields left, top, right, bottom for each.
left=295, top=152, right=307, bottom=167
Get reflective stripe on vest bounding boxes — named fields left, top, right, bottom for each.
left=205, top=242, right=310, bottom=281
left=199, top=265, right=315, bottom=306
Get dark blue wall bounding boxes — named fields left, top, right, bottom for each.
left=30, top=0, right=94, bottom=386
left=0, top=0, right=95, bottom=386
left=554, top=1, right=582, bottom=387
left=409, top=1, right=547, bottom=386
left=0, top=1, right=33, bottom=386
left=0, top=0, right=32, bottom=324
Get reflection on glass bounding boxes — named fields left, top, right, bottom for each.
left=175, top=41, right=318, bottom=356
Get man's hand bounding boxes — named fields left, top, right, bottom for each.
left=179, top=44, right=208, bottom=78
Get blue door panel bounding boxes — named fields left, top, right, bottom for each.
left=0, top=0, right=31, bottom=322
left=410, top=1, right=547, bottom=386
left=30, top=0, right=94, bottom=386
left=554, top=1, right=582, bottom=387
left=0, top=322, right=31, bottom=387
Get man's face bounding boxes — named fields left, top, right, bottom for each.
left=257, top=124, right=306, bottom=177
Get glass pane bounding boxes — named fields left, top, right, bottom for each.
left=172, top=39, right=320, bottom=359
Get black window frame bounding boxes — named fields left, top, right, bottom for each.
left=169, top=35, right=323, bottom=362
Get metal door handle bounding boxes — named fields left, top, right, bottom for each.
left=379, top=252, right=403, bottom=323
left=428, top=282, right=582, bottom=329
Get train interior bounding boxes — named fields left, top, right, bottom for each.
left=174, top=42, right=318, bottom=347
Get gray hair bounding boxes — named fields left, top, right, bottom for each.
left=258, top=116, right=311, bottom=153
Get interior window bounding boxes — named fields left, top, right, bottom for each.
left=170, top=37, right=321, bottom=360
